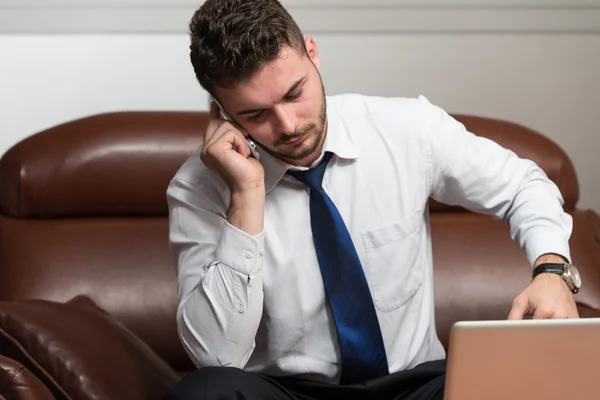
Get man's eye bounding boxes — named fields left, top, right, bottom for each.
left=248, top=111, right=265, bottom=121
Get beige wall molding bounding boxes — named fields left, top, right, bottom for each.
left=1, top=0, right=600, bottom=33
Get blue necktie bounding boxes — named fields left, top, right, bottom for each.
left=288, top=152, right=389, bottom=385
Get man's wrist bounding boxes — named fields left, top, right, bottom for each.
left=227, top=186, right=266, bottom=236
left=534, top=253, right=569, bottom=268
left=532, top=254, right=581, bottom=294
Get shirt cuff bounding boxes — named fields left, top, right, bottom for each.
left=214, top=221, right=265, bottom=275
left=523, top=230, right=572, bottom=268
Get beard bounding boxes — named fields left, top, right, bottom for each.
left=264, top=76, right=327, bottom=162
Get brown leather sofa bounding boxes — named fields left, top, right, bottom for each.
left=0, top=355, right=55, bottom=400
left=0, top=111, right=599, bottom=400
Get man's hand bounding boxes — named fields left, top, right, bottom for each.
left=202, top=101, right=266, bottom=236
left=201, top=101, right=264, bottom=193
left=508, top=254, right=579, bottom=320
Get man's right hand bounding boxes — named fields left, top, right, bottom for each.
left=201, top=101, right=265, bottom=236
left=201, top=101, right=265, bottom=194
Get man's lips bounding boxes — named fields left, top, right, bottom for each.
left=281, top=133, right=304, bottom=145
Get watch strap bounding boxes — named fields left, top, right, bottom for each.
left=532, top=263, right=566, bottom=280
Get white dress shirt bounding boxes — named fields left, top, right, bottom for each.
left=167, top=94, right=572, bottom=383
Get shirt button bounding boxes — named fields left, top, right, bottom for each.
left=259, top=250, right=264, bottom=256
left=245, top=251, right=253, bottom=259
left=238, top=306, right=245, bottom=314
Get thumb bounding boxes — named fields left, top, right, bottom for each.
left=507, top=295, right=529, bottom=320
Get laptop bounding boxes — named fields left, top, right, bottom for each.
left=444, top=318, right=600, bottom=400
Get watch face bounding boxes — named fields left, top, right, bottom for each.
left=569, top=265, right=582, bottom=289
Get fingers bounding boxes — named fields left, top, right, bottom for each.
left=510, top=294, right=579, bottom=320
left=230, top=130, right=252, bottom=159
left=205, top=121, right=246, bottom=149
left=532, top=307, right=555, bottom=319
left=509, top=294, right=569, bottom=320
left=201, top=124, right=251, bottom=162
left=533, top=302, right=579, bottom=319
left=507, top=295, right=529, bottom=320
left=203, top=119, right=223, bottom=145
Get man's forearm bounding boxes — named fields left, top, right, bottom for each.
left=178, top=262, right=264, bottom=368
left=178, top=211, right=266, bottom=368
left=178, top=187, right=266, bottom=368
left=168, top=177, right=266, bottom=369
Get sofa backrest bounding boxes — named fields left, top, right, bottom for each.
left=0, top=111, right=581, bottom=373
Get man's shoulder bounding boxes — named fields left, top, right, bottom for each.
left=169, top=148, right=206, bottom=186
left=166, top=148, right=228, bottom=207
left=327, top=94, right=447, bottom=143
left=326, top=93, right=439, bottom=120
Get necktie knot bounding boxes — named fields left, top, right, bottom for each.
left=288, top=152, right=333, bottom=191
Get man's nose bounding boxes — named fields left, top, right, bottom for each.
left=273, top=105, right=297, bottom=134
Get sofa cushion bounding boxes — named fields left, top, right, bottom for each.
left=0, top=296, right=180, bottom=400
left=0, top=216, right=194, bottom=375
left=0, top=354, right=56, bottom=400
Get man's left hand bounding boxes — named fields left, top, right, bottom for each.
left=507, top=254, right=579, bottom=320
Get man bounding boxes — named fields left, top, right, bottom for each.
left=165, top=0, right=580, bottom=399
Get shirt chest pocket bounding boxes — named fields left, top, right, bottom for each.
left=361, top=210, right=423, bottom=312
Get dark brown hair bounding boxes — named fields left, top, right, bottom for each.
left=189, top=0, right=307, bottom=95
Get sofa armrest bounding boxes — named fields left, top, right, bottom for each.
left=570, top=210, right=600, bottom=317
left=0, top=297, right=180, bottom=400
left=0, top=354, right=55, bottom=400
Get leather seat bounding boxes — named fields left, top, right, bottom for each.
left=0, top=355, right=55, bottom=400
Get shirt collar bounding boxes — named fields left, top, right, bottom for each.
left=261, top=100, right=360, bottom=194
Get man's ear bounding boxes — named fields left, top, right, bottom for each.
left=304, top=36, right=320, bottom=70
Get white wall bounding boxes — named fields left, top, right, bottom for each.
left=0, top=34, right=204, bottom=153
left=0, top=1, right=599, bottom=212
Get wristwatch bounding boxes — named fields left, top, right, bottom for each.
left=532, top=263, right=582, bottom=294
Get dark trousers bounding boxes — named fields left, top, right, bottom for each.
left=164, top=360, right=446, bottom=400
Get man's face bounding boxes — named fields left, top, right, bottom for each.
left=214, top=38, right=326, bottom=166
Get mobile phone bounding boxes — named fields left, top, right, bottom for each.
left=211, top=97, right=261, bottom=161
